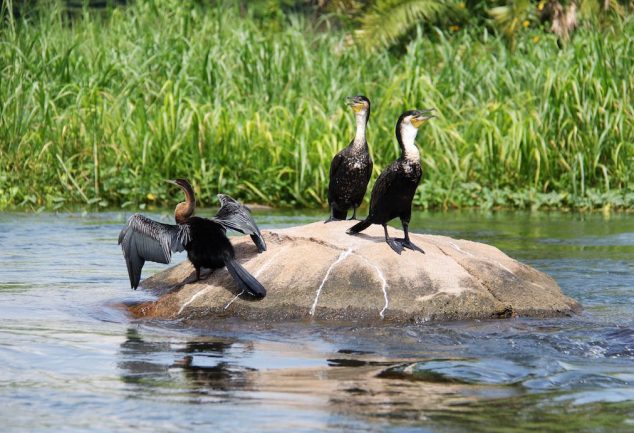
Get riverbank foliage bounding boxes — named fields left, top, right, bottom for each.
left=1, top=1, right=633, bottom=210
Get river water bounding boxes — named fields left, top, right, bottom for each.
left=0, top=210, right=633, bottom=432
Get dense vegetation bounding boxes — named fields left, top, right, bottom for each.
left=1, top=0, right=632, bottom=210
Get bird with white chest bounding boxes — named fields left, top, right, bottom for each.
left=326, top=95, right=374, bottom=222
left=346, top=109, right=435, bottom=254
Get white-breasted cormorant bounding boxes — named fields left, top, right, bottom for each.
left=118, top=179, right=266, bottom=298
left=346, top=109, right=435, bottom=254
left=326, top=95, right=373, bottom=222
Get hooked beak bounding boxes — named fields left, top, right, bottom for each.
left=412, top=108, right=436, bottom=127
left=165, top=179, right=189, bottom=191
left=346, top=96, right=365, bottom=113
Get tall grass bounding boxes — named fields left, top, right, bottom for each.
left=1, top=0, right=632, bottom=210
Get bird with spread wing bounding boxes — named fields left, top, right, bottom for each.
left=118, top=179, right=267, bottom=298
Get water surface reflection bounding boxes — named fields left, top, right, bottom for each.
left=0, top=210, right=632, bottom=432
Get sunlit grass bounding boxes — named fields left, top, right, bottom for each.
left=0, top=1, right=632, bottom=210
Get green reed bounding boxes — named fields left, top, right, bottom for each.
left=0, top=1, right=632, bottom=210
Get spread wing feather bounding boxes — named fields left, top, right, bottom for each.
left=211, top=194, right=266, bottom=252
left=118, top=214, right=190, bottom=289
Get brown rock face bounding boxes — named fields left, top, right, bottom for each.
left=131, top=221, right=581, bottom=323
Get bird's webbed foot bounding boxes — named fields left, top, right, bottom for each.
left=393, top=238, right=425, bottom=254
left=324, top=216, right=342, bottom=224
left=386, top=237, right=404, bottom=255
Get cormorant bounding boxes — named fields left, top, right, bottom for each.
left=211, top=194, right=267, bottom=253
left=326, top=95, right=373, bottom=222
left=118, top=179, right=266, bottom=298
left=166, top=179, right=265, bottom=254
left=346, top=109, right=435, bottom=255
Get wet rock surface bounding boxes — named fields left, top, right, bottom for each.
left=130, top=221, right=581, bottom=323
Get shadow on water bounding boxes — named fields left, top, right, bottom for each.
left=0, top=210, right=633, bottom=432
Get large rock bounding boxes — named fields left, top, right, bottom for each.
left=130, top=221, right=581, bottom=323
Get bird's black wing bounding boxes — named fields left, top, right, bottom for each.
left=368, top=161, right=400, bottom=218
left=211, top=194, right=266, bottom=252
left=365, top=151, right=374, bottom=185
left=118, top=214, right=190, bottom=289
left=327, top=150, right=345, bottom=200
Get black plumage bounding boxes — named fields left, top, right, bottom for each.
left=347, top=109, right=435, bottom=255
left=118, top=179, right=266, bottom=298
left=211, top=194, right=266, bottom=253
left=326, top=95, right=373, bottom=222
left=117, top=214, right=190, bottom=289
left=183, top=216, right=266, bottom=298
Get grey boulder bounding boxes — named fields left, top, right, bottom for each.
left=130, top=221, right=580, bottom=323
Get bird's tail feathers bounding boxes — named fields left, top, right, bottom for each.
left=224, top=258, right=267, bottom=299
left=346, top=219, right=372, bottom=235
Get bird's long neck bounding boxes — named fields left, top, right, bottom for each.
left=352, top=111, right=369, bottom=150
left=174, top=184, right=196, bottom=224
left=397, top=122, right=420, bottom=162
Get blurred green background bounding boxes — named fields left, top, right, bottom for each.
left=1, top=0, right=632, bottom=211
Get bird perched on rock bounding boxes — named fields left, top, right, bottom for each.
left=346, top=109, right=435, bottom=254
left=164, top=181, right=265, bottom=254
left=326, top=95, right=373, bottom=222
left=118, top=179, right=266, bottom=298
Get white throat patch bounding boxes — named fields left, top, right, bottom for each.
left=400, top=121, right=420, bottom=161
left=353, top=110, right=368, bottom=147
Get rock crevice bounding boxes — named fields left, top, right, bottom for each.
left=435, top=244, right=508, bottom=308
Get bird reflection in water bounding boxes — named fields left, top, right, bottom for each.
left=117, top=328, right=255, bottom=398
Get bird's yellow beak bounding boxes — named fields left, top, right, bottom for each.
left=411, top=109, right=436, bottom=128
left=346, top=96, right=366, bottom=113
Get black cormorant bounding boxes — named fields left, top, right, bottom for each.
left=326, top=95, right=373, bottom=222
left=118, top=179, right=266, bottom=298
left=346, top=109, right=435, bottom=254
left=166, top=179, right=265, bottom=254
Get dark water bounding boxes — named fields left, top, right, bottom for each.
left=0, top=210, right=633, bottom=432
